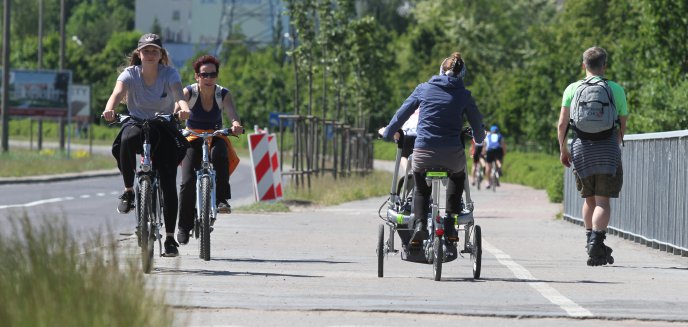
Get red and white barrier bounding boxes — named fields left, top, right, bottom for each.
left=268, top=134, right=283, bottom=198
left=248, top=132, right=283, bottom=202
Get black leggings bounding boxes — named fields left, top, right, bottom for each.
left=413, top=171, right=465, bottom=225
left=178, top=137, right=230, bottom=231
left=119, top=124, right=179, bottom=234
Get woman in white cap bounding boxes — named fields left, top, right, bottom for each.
left=102, top=33, right=191, bottom=257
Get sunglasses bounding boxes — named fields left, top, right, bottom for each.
left=198, top=72, right=218, bottom=78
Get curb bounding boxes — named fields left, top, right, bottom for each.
left=0, top=169, right=121, bottom=185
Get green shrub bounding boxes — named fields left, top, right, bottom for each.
left=373, top=139, right=397, bottom=161
left=547, top=168, right=564, bottom=203
left=0, top=215, right=173, bottom=327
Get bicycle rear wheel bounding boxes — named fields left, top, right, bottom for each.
left=199, top=175, right=212, bottom=261
left=477, top=169, right=483, bottom=190
left=138, top=178, right=154, bottom=273
left=377, top=224, right=384, bottom=278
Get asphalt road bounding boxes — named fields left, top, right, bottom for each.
left=0, top=161, right=257, bottom=238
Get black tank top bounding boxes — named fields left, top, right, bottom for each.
left=185, top=86, right=228, bottom=130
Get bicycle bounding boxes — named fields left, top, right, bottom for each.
left=107, top=113, right=174, bottom=273
left=475, top=156, right=485, bottom=191
left=377, top=130, right=482, bottom=281
left=489, top=162, right=501, bottom=192
left=180, top=127, right=238, bottom=261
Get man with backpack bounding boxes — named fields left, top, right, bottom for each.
left=557, top=46, right=628, bottom=266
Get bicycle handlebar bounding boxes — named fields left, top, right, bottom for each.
left=101, top=113, right=177, bottom=126
left=181, top=127, right=244, bottom=139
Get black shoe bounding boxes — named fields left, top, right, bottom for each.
left=409, top=220, right=428, bottom=244
left=177, top=228, right=190, bottom=245
left=163, top=237, right=179, bottom=257
left=217, top=200, right=231, bottom=214
left=117, top=190, right=134, bottom=214
left=444, top=214, right=459, bottom=241
left=586, top=230, right=611, bottom=266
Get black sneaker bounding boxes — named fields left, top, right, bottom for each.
left=117, top=190, right=135, bottom=214
left=444, top=214, right=459, bottom=241
left=217, top=200, right=231, bottom=214
left=409, top=219, right=428, bottom=245
left=177, top=228, right=190, bottom=245
left=163, top=237, right=179, bottom=257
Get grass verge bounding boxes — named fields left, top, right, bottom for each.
left=235, top=171, right=392, bottom=212
left=0, top=148, right=116, bottom=177
left=375, top=140, right=564, bottom=202
left=0, top=214, right=173, bottom=327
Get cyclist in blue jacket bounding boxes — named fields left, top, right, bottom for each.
left=380, top=52, right=485, bottom=242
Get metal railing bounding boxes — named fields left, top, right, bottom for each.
left=563, top=130, right=688, bottom=257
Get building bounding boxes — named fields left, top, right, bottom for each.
left=135, top=0, right=287, bottom=67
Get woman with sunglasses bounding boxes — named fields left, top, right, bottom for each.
left=175, top=54, right=244, bottom=245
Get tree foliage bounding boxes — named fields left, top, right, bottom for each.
left=4, top=0, right=687, bottom=147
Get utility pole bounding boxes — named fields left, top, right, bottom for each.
left=59, top=0, right=66, bottom=151
left=1, top=0, right=10, bottom=152
left=37, top=0, right=44, bottom=150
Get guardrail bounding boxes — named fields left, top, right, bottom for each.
left=563, top=130, right=688, bottom=257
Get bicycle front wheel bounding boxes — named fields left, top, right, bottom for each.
left=138, top=178, right=154, bottom=274
left=199, top=175, right=212, bottom=261
left=432, top=236, right=443, bottom=281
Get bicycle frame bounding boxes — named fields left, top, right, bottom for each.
left=181, top=129, right=230, bottom=222
left=135, top=119, right=164, bottom=256
left=107, top=113, right=174, bottom=272
left=181, top=128, right=233, bottom=261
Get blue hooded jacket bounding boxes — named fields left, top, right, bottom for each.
left=383, top=75, right=485, bottom=148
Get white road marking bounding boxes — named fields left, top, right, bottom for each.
left=483, top=240, right=593, bottom=317
left=0, top=197, right=73, bottom=210
left=0, top=192, right=117, bottom=210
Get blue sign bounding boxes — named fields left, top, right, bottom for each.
left=269, top=112, right=294, bottom=129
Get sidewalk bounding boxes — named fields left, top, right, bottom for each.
left=118, top=179, right=688, bottom=326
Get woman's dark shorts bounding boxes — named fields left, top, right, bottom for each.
left=472, top=145, right=483, bottom=163
left=401, top=135, right=416, bottom=158
left=485, top=148, right=503, bottom=163
left=575, top=165, right=623, bottom=198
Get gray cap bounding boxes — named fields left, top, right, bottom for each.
left=137, top=33, right=162, bottom=50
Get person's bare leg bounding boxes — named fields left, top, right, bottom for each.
left=582, top=197, right=595, bottom=230
left=588, top=195, right=613, bottom=266
left=485, top=162, right=493, bottom=186
left=592, top=195, right=611, bottom=231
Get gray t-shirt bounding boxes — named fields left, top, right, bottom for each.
left=117, top=64, right=181, bottom=119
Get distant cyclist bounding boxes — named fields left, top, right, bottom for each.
left=484, top=124, right=506, bottom=189
left=470, top=132, right=486, bottom=187
left=175, top=55, right=244, bottom=245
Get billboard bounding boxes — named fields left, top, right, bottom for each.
left=70, top=84, right=91, bottom=121
left=0, top=69, right=71, bottom=117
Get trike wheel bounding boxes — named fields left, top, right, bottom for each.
left=471, top=225, right=482, bottom=279
left=433, top=236, right=443, bottom=281
left=377, top=224, right=384, bottom=278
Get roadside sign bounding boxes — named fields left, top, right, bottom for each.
left=0, top=69, right=71, bottom=117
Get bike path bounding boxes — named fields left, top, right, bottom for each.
left=115, top=180, right=688, bottom=326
